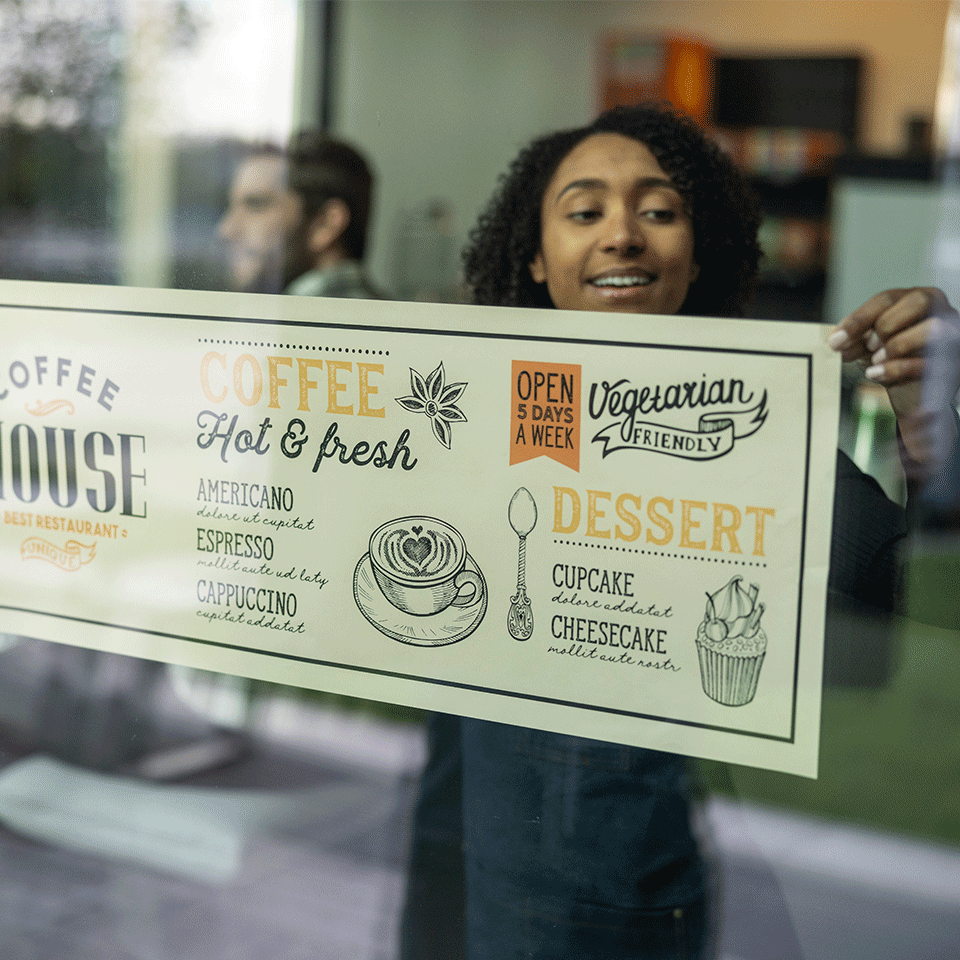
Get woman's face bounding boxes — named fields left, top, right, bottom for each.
left=529, top=132, right=698, bottom=315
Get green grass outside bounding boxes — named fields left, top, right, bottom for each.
left=699, top=615, right=960, bottom=849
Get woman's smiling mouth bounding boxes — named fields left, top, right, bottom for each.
left=591, top=274, right=653, bottom=288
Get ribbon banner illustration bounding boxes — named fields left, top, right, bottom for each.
left=592, top=391, right=768, bottom=460
left=21, top=537, right=97, bottom=571
left=0, top=281, right=840, bottom=776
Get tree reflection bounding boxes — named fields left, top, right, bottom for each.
left=0, top=0, right=124, bottom=132
left=0, top=0, right=210, bottom=284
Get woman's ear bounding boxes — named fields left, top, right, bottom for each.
left=307, top=198, right=351, bottom=257
left=529, top=251, right=546, bottom=284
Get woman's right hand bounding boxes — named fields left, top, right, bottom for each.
left=828, top=287, right=960, bottom=472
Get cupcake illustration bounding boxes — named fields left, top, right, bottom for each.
left=695, top=575, right=766, bottom=706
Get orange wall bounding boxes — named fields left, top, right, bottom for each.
left=594, top=1, right=951, bottom=152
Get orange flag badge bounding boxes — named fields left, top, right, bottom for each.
left=509, top=361, right=581, bottom=471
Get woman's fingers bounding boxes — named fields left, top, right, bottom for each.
left=868, top=315, right=939, bottom=363
left=832, top=286, right=960, bottom=468
left=828, top=288, right=909, bottom=353
left=872, top=288, right=944, bottom=341
left=830, top=288, right=951, bottom=373
left=863, top=355, right=925, bottom=385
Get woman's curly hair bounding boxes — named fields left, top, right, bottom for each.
left=463, top=103, right=761, bottom=318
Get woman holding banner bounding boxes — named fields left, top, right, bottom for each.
left=399, top=103, right=960, bottom=960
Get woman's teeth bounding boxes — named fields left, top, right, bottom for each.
left=592, top=275, right=651, bottom=287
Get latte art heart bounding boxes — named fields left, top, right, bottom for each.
left=372, top=519, right=464, bottom=581
left=402, top=535, right=434, bottom=567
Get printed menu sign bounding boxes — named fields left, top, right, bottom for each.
left=0, top=281, right=839, bottom=776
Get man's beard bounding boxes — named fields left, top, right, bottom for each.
left=232, top=221, right=312, bottom=294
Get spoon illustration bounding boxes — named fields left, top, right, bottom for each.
left=507, top=487, right=537, bottom=640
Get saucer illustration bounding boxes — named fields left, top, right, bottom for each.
left=353, top=552, right=487, bottom=646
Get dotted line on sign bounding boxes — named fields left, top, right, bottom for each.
left=198, top=339, right=388, bottom=355
left=553, top=539, right=767, bottom=567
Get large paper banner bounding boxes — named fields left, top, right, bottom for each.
left=0, top=282, right=839, bottom=776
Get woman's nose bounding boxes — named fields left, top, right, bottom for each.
left=601, top=207, right=644, bottom=255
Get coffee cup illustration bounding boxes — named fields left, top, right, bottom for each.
left=368, top=516, right=484, bottom=617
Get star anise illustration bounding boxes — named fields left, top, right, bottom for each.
left=396, top=362, right=467, bottom=449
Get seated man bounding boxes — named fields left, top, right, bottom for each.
left=219, top=131, right=385, bottom=300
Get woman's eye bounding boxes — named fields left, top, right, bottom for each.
left=640, top=208, right=676, bottom=222
left=568, top=209, right=601, bottom=223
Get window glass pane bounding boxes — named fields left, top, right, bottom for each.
left=2, top=3, right=959, bottom=959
